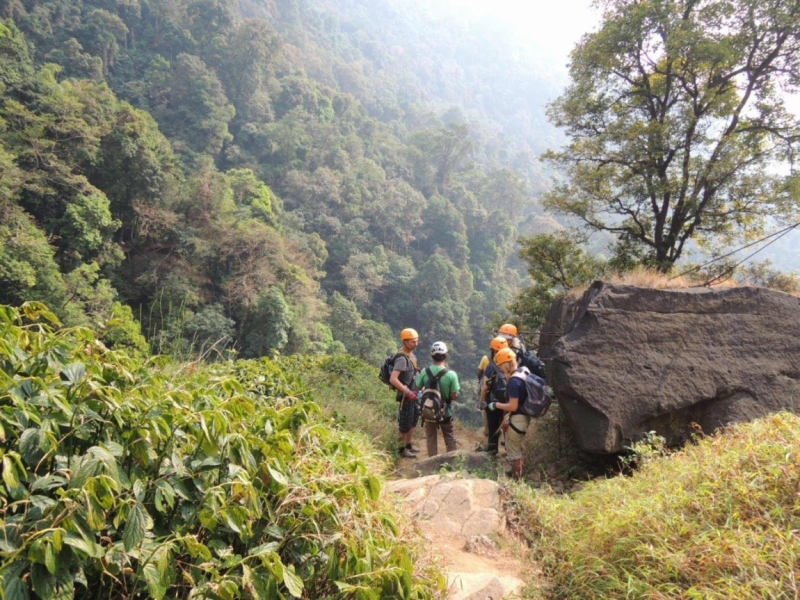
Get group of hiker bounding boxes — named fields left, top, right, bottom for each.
left=384, top=324, right=551, bottom=479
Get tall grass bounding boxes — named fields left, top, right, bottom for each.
left=278, top=354, right=400, bottom=454
left=511, top=413, right=800, bottom=599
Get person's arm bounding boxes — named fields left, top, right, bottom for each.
left=449, top=373, right=461, bottom=402
left=488, top=377, right=520, bottom=412
left=389, top=358, right=416, bottom=398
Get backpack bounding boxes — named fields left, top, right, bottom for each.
left=518, top=349, right=547, bottom=380
left=509, top=367, right=552, bottom=418
left=419, top=367, right=449, bottom=423
left=379, top=353, right=403, bottom=387
left=484, top=366, right=506, bottom=403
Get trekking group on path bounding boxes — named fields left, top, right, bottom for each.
left=382, top=325, right=551, bottom=479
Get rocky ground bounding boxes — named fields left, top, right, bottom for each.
left=386, top=422, right=538, bottom=599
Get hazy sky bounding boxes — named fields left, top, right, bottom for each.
left=450, top=0, right=602, bottom=59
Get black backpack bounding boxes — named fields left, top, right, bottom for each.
left=518, top=349, right=547, bottom=380
left=419, top=367, right=449, bottom=423
left=379, top=353, right=404, bottom=387
left=509, top=367, right=552, bottom=418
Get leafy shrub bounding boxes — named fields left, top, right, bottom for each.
left=0, top=304, right=442, bottom=599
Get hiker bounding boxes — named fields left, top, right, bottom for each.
left=477, top=335, right=509, bottom=454
left=487, top=347, right=529, bottom=479
left=416, top=341, right=460, bottom=457
left=499, top=322, right=547, bottom=380
left=389, top=328, right=421, bottom=458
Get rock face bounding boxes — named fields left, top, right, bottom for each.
left=538, top=282, right=800, bottom=454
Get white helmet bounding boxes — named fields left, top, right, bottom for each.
left=430, top=341, right=448, bottom=356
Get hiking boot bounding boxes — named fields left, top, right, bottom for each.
left=399, top=448, right=417, bottom=458
left=405, top=443, right=420, bottom=453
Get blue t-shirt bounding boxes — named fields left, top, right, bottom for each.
left=505, top=368, right=529, bottom=416
left=483, top=363, right=506, bottom=401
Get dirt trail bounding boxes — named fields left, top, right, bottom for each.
left=387, top=422, right=532, bottom=599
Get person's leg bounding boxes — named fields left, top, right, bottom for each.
left=425, top=421, right=439, bottom=456
left=504, top=414, right=531, bottom=479
left=441, top=418, right=457, bottom=452
left=486, top=408, right=503, bottom=453
left=398, top=398, right=417, bottom=457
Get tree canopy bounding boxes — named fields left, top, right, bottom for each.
left=545, top=0, right=800, bottom=271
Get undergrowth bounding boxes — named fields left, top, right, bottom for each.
left=511, top=413, right=800, bottom=599
left=278, top=355, right=399, bottom=455
left=0, top=303, right=444, bottom=599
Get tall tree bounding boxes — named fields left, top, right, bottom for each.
left=545, top=0, right=800, bottom=271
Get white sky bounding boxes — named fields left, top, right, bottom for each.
left=447, top=0, right=602, bottom=60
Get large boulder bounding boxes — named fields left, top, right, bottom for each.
left=538, top=282, right=800, bottom=454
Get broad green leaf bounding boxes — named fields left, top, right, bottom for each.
left=155, top=480, right=175, bottom=511
left=267, top=465, right=287, bottom=486
left=247, top=542, right=280, bottom=557
left=44, top=540, right=57, bottom=575
left=31, top=474, right=68, bottom=492
left=123, top=502, right=147, bottom=551
left=2, top=453, right=27, bottom=499
left=283, top=567, right=304, bottom=598
left=2, top=574, right=30, bottom=600
left=141, top=562, right=168, bottom=600
left=61, top=362, right=86, bottom=387
left=64, top=533, right=105, bottom=559
left=19, top=428, right=44, bottom=466
left=30, top=564, right=55, bottom=599
left=69, top=455, right=100, bottom=489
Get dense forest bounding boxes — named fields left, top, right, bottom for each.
left=0, top=0, right=566, bottom=372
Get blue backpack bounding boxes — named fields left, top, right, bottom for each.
left=509, top=367, right=552, bottom=418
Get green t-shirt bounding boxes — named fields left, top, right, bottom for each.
left=416, top=365, right=461, bottom=417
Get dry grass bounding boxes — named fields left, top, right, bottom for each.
left=512, top=412, right=800, bottom=599
left=564, top=266, right=741, bottom=300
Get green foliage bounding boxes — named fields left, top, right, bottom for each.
left=242, top=287, right=290, bottom=358
left=514, top=413, right=800, bottom=599
left=544, top=0, right=800, bottom=271
left=735, top=260, right=800, bottom=295
left=327, top=292, right=395, bottom=366
left=100, top=302, right=149, bottom=357
left=0, top=1, right=547, bottom=373
left=278, top=354, right=400, bottom=454
left=149, top=52, right=235, bottom=159
left=0, top=304, right=444, bottom=599
left=511, top=232, right=605, bottom=331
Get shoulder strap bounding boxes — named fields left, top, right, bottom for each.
left=432, top=367, right=449, bottom=383
left=424, top=367, right=448, bottom=388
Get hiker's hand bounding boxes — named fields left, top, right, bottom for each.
left=405, top=391, right=418, bottom=401
left=501, top=419, right=509, bottom=434
left=478, top=400, right=487, bottom=410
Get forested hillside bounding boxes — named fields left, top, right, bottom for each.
left=0, top=0, right=560, bottom=370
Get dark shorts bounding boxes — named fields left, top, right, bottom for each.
left=398, top=396, right=420, bottom=434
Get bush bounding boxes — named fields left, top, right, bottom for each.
left=0, top=304, right=443, bottom=599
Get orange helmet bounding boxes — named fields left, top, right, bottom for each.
left=400, top=328, right=419, bottom=341
left=490, top=336, right=509, bottom=352
left=494, top=347, right=516, bottom=366
left=498, top=323, right=518, bottom=337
